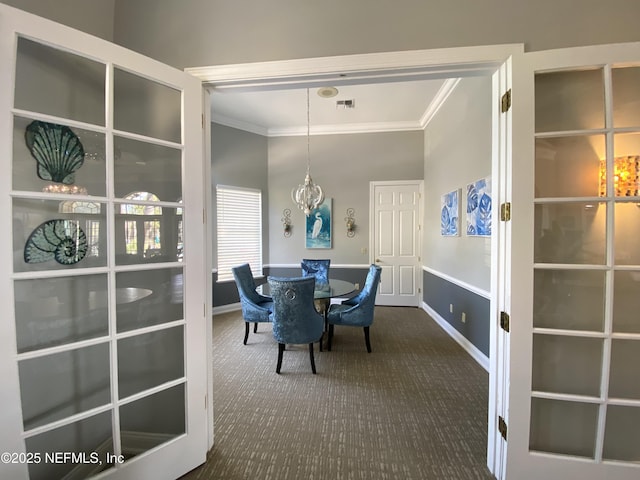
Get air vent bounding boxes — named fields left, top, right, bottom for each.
left=336, top=99, right=355, bottom=109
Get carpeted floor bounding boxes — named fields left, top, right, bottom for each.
left=181, top=306, right=494, bottom=479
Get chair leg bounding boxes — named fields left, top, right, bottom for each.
left=327, top=324, right=334, bottom=351
left=276, top=343, right=285, bottom=374
left=253, top=322, right=258, bottom=333
left=243, top=322, right=250, bottom=345
left=308, top=343, right=316, bottom=374
left=364, top=326, right=371, bottom=353
left=319, top=332, right=323, bottom=352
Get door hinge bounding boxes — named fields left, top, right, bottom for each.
left=202, top=114, right=205, bottom=128
left=418, top=287, right=421, bottom=293
left=500, top=202, right=511, bottom=221
left=498, top=416, right=508, bottom=440
left=501, top=89, right=511, bottom=113
left=500, top=311, right=510, bottom=332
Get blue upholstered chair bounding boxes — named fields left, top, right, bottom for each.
left=326, top=264, right=382, bottom=353
left=231, top=263, right=273, bottom=345
left=267, top=276, right=324, bottom=374
left=301, top=258, right=330, bottom=288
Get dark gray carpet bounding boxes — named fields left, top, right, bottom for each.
left=181, top=306, right=494, bottom=479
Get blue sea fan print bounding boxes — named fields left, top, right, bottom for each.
left=476, top=193, right=492, bottom=235
left=466, top=177, right=492, bottom=236
left=441, top=190, right=459, bottom=236
left=441, top=205, right=451, bottom=234
left=467, top=184, right=478, bottom=213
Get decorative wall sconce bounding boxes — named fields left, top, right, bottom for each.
left=345, top=208, right=355, bottom=237
left=282, top=208, right=292, bottom=237
left=599, top=155, right=640, bottom=197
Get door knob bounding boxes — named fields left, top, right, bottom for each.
left=375, top=259, right=381, bottom=263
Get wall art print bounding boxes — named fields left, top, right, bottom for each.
left=466, top=176, right=492, bottom=236
left=440, top=189, right=460, bottom=236
left=305, top=198, right=332, bottom=249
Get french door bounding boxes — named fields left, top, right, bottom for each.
left=0, top=5, right=207, bottom=480
left=505, top=42, right=640, bottom=479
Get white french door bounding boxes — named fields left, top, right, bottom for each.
left=370, top=181, right=422, bottom=307
left=0, top=5, right=207, bottom=480
left=504, top=42, right=640, bottom=479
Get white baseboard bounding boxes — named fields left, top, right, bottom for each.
left=422, top=302, right=489, bottom=372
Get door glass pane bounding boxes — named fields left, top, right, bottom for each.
left=13, top=116, right=106, bottom=196
left=614, top=203, right=640, bottom=265
left=14, top=274, right=108, bottom=353
left=533, top=270, right=605, bottom=331
left=118, top=326, right=184, bottom=399
left=532, top=334, right=602, bottom=396
left=25, top=411, right=113, bottom=480
left=116, top=268, right=183, bottom=332
left=535, top=69, right=604, bottom=133
left=603, top=405, right=640, bottom=462
left=535, top=135, right=604, bottom=198
left=18, top=343, right=110, bottom=431
left=612, top=66, right=640, bottom=128
left=114, top=69, right=181, bottom=142
left=534, top=203, right=606, bottom=264
left=13, top=198, right=107, bottom=273
left=613, top=271, right=640, bottom=333
left=608, top=339, right=640, bottom=400
left=529, top=398, right=598, bottom=458
left=15, top=37, right=105, bottom=126
left=119, top=384, right=185, bottom=460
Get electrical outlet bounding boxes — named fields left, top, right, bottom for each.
left=355, top=283, right=360, bottom=290
left=461, top=312, right=466, bottom=323
left=449, top=304, right=453, bottom=313
left=361, top=247, right=367, bottom=254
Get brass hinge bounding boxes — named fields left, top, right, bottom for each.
left=418, top=287, right=421, bottom=293
left=498, top=416, right=508, bottom=440
left=501, top=89, right=512, bottom=113
left=500, top=202, right=511, bottom=221
left=500, top=311, right=510, bottom=332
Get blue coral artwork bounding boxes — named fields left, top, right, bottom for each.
left=440, top=189, right=460, bottom=236
left=466, top=176, right=492, bottom=237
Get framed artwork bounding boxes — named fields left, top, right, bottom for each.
left=440, top=189, right=460, bottom=236
left=305, top=197, right=332, bottom=249
left=466, top=176, right=492, bottom=236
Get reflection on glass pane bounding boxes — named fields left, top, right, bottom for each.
left=608, top=133, right=640, bottom=197
left=532, top=334, right=602, bottom=396
left=535, top=69, right=604, bottom=133
left=529, top=398, right=598, bottom=458
left=118, top=326, right=184, bottom=399
left=614, top=203, right=640, bottom=265
left=115, top=206, right=182, bottom=265
left=13, top=116, right=106, bottom=196
left=120, top=384, right=185, bottom=460
left=26, top=411, right=113, bottom=480
left=13, top=198, right=107, bottom=273
left=114, top=68, right=180, bottom=142
left=612, top=67, right=640, bottom=129
left=535, top=136, right=604, bottom=198
left=14, top=275, right=108, bottom=353
left=116, top=268, right=183, bottom=332
left=603, top=405, right=640, bottom=462
left=15, top=38, right=105, bottom=126
left=114, top=136, right=182, bottom=201
left=534, top=203, right=606, bottom=264
left=19, top=343, right=110, bottom=431
left=533, top=270, right=605, bottom=331
left=613, top=271, right=640, bottom=334
left=609, top=339, right=640, bottom=400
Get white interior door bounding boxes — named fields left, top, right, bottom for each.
left=505, top=42, right=640, bottom=479
left=370, top=181, right=422, bottom=306
left=0, top=5, right=207, bottom=479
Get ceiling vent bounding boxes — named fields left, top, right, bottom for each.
left=336, top=99, right=355, bottom=109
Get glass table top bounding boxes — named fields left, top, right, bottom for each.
left=257, top=278, right=356, bottom=299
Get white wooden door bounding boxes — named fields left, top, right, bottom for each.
left=370, top=181, right=422, bottom=306
left=504, top=42, right=640, bottom=479
left=0, top=5, right=208, bottom=480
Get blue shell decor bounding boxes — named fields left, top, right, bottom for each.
left=25, top=121, right=85, bottom=185
left=24, top=219, right=88, bottom=265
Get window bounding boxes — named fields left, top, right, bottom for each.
left=216, top=185, right=262, bottom=282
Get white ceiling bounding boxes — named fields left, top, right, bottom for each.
left=209, top=78, right=451, bottom=137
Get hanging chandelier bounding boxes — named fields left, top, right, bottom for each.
left=291, top=88, right=324, bottom=216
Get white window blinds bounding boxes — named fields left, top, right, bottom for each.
left=216, top=185, right=262, bottom=282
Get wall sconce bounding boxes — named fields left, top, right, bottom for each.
left=345, top=208, right=355, bottom=237
left=282, top=208, right=292, bottom=237
left=599, top=155, right=640, bottom=197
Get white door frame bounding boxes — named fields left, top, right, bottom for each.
left=187, top=43, right=522, bottom=476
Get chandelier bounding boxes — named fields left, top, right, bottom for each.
left=291, top=88, right=324, bottom=216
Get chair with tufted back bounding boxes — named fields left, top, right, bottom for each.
left=267, top=276, right=324, bottom=374
left=326, top=264, right=382, bottom=353
left=301, top=258, right=331, bottom=288
left=232, top=263, right=273, bottom=345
